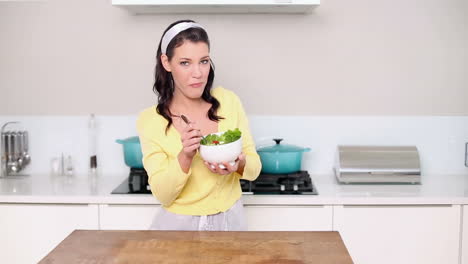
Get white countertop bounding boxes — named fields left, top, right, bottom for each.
left=1, top=173, right=468, bottom=205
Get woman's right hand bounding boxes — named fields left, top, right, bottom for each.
left=180, top=122, right=202, bottom=160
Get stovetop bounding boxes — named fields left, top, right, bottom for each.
left=240, top=171, right=317, bottom=195
left=111, top=169, right=318, bottom=195
left=111, top=168, right=150, bottom=194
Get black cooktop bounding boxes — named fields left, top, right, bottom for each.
left=111, top=169, right=317, bottom=195
left=240, top=171, right=317, bottom=195
left=111, top=168, right=150, bottom=194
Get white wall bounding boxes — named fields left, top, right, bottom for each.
left=1, top=0, right=467, bottom=115
left=1, top=1, right=467, bottom=178
left=0, top=115, right=467, bottom=177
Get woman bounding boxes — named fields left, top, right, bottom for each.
left=136, top=19, right=262, bottom=231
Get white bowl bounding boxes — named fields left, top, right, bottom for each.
left=199, top=132, right=242, bottom=169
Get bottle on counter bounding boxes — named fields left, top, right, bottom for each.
left=88, top=114, right=98, bottom=177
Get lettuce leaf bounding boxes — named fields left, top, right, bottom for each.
left=200, top=128, right=241, bottom=146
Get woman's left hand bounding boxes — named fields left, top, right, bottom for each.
left=204, top=153, right=246, bottom=175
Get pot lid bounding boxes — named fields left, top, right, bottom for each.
left=116, top=136, right=140, bottom=144
left=257, top=138, right=309, bottom=153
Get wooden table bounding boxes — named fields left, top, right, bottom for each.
left=39, top=230, right=353, bottom=264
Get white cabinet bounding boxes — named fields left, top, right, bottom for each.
left=99, top=204, right=160, bottom=230
left=1, top=200, right=465, bottom=263
left=462, top=205, right=468, bottom=264
left=0, top=203, right=98, bottom=264
left=333, top=205, right=461, bottom=264
left=244, top=205, right=332, bottom=231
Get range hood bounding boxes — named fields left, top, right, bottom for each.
left=112, top=0, right=320, bottom=14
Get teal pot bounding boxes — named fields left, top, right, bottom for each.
left=257, top=138, right=311, bottom=174
left=116, top=136, right=144, bottom=169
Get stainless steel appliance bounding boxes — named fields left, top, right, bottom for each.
left=111, top=169, right=318, bottom=195
left=1, top=122, right=31, bottom=177
left=334, top=145, right=421, bottom=184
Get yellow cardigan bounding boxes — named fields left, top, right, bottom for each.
left=136, top=86, right=261, bottom=215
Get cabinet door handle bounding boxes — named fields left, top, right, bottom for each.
left=9, top=203, right=92, bottom=206
left=342, top=204, right=453, bottom=208
left=102, top=204, right=160, bottom=208
left=244, top=205, right=325, bottom=208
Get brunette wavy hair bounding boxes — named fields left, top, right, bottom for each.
left=153, top=19, right=223, bottom=134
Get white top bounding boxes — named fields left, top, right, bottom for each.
left=0, top=173, right=468, bottom=205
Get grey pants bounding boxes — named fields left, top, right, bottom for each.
left=149, top=199, right=247, bottom=231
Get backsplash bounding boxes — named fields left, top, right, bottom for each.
left=1, top=115, right=467, bottom=177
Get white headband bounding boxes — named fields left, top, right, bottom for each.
left=161, top=22, right=205, bottom=54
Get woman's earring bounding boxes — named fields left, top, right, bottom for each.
left=169, top=73, right=174, bottom=92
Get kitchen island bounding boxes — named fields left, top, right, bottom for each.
left=39, top=230, right=353, bottom=264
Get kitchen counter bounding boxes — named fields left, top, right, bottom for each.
left=39, top=230, right=353, bottom=264
left=1, top=173, right=468, bottom=205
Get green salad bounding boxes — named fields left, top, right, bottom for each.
left=200, top=128, right=242, bottom=146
